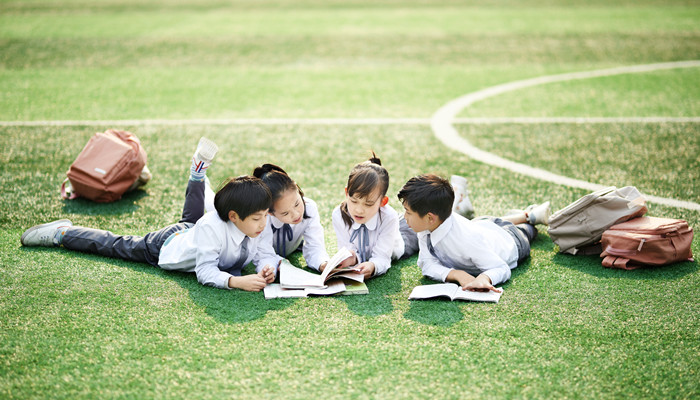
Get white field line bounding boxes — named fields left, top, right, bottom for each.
left=2, top=117, right=699, bottom=127
left=430, top=60, right=700, bottom=211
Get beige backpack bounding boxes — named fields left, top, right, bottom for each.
left=61, top=129, right=149, bottom=202
left=548, top=186, right=648, bottom=255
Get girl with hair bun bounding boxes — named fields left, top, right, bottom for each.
left=253, top=164, right=330, bottom=272
left=331, top=153, right=411, bottom=280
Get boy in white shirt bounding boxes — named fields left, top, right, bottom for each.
left=21, top=138, right=280, bottom=291
left=397, top=174, right=550, bottom=292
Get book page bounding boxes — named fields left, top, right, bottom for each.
left=408, top=283, right=458, bottom=300
left=279, top=260, right=325, bottom=289
left=320, top=247, right=354, bottom=282
left=329, top=271, right=364, bottom=283
left=453, top=287, right=502, bottom=303
left=264, top=284, right=308, bottom=299
left=305, top=281, right=346, bottom=296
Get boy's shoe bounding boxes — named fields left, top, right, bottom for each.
left=21, top=219, right=73, bottom=247
left=526, top=201, right=551, bottom=226
left=450, top=175, right=474, bottom=219
left=194, top=137, right=218, bottom=165
left=191, top=137, right=219, bottom=180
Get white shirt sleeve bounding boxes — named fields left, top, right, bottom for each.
left=368, top=207, right=397, bottom=277
left=252, top=227, right=283, bottom=275
left=193, top=220, right=234, bottom=290
left=302, top=201, right=330, bottom=271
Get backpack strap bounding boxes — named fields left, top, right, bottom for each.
left=60, top=178, right=79, bottom=200
left=602, top=255, right=639, bottom=270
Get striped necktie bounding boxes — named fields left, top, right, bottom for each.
left=271, top=223, right=293, bottom=256
left=350, top=224, right=370, bottom=263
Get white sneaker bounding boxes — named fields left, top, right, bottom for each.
left=450, top=175, right=474, bottom=219
left=194, top=137, right=219, bottom=165
left=127, top=165, right=152, bottom=192
left=21, top=219, right=73, bottom=247
left=526, top=201, right=551, bottom=225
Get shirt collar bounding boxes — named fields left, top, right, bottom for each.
left=270, top=214, right=285, bottom=229
left=351, top=208, right=380, bottom=231
left=228, top=221, right=248, bottom=245
left=429, top=213, right=454, bottom=246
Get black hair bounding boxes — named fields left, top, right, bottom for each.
left=397, top=174, right=454, bottom=222
left=214, top=175, right=272, bottom=221
left=340, top=152, right=390, bottom=228
left=252, top=163, right=309, bottom=219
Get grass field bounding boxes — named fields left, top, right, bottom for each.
left=1, top=0, right=699, bottom=399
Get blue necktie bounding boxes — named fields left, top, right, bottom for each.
left=427, top=233, right=438, bottom=258
left=272, top=223, right=293, bottom=256
left=350, top=224, right=370, bottom=263
left=229, top=236, right=249, bottom=275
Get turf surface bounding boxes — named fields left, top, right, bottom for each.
left=1, top=1, right=698, bottom=399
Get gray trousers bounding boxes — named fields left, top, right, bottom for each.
left=62, top=180, right=205, bottom=267
left=479, top=216, right=536, bottom=262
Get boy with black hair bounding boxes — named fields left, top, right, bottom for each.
left=21, top=138, right=280, bottom=292
left=398, top=174, right=549, bottom=292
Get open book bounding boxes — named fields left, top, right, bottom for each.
left=279, top=247, right=363, bottom=289
left=408, top=283, right=502, bottom=303
left=264, top=281, right=369, bottom=299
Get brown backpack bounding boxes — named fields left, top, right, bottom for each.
left=600, top=216, right=694, bottom=270
left=61, top=129, right=148, bottom=202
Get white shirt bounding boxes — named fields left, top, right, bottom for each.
left=332, top=204, right=404, bottom=277
left=268, top=198, right=329, bottom=271
left=158, top=211, right=282, bottom=290
left=417, top=213, right=518, bottom=286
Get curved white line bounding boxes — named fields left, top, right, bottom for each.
left=430, top=60, right=700, bottom=211
left=2, top=116, right=699, bottom=127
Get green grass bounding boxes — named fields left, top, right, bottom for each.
left=1, top=0, right=699, bottom=399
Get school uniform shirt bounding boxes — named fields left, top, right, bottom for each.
left=268, top=198, right=330, bottom=271
left=417, top=213, right=518, bottom=286
left=332, top=204, right=404, bottom=277
left=158, top=211, right=282, bottom=289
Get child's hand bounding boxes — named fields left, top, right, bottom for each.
left=338, top=253, right=358, bottom=269
left=463, top=274, right=502, bottom=293
left=356, top=262, right=375, bottom=279
left=259, top=265, right=275, bottom=283
left=229, top=274, right=267, bottom=292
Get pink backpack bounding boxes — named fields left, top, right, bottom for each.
left=61, top=130, right=148, bottom=202
left=600, top=216, right=694, bottom=270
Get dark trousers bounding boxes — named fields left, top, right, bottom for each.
left=62, top=180, right=205, bottom=267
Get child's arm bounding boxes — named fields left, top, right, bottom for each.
left=356, top=261, right=375, bottom=279
left=447, top=270, right=501, bottom=293
left=417, top=235, right=453, bottom=283
left=194, top=222, right=241, bottom=289
left=300, top=200, right=330, bottom=271
left=252, top=227, right=283, bottom=280
left=366, top=207, right=399, bottom=277
left=228, top=274, right=268, bottom=291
